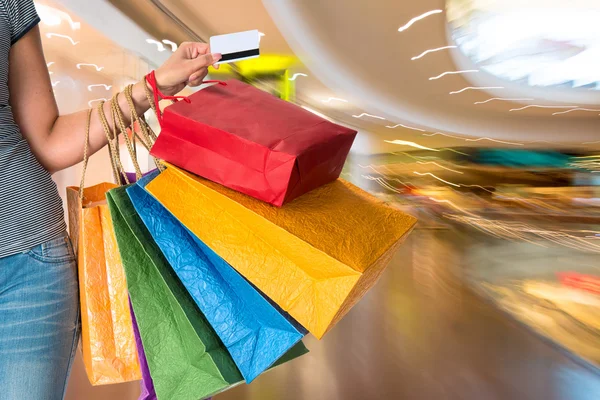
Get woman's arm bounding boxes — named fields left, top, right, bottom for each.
left=8, top=25, right=220, bottom=173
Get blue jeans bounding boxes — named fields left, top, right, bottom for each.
left=0, top=233, right=80, bottom=400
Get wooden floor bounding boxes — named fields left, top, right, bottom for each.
left=66, top=228, right=600, bottom=400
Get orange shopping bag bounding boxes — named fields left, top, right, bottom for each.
left=66, top=100, right=151, bottom=385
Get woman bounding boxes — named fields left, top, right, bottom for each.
left=0, top=0, right=221, bottom=398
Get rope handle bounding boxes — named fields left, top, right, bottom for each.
left=78, top=109, right=92, bottom=200
left=144, top=70, right=227, bottom=127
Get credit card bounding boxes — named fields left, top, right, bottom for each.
left=210, top=30, right=260, bottom=64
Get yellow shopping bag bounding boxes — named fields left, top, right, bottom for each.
left=145, top=164, right=417, bottom=338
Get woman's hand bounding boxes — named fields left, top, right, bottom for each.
left=154, top=42, right=222, bottom=96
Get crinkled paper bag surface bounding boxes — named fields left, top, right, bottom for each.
left=128, top=176, right=306, bottom=383
left=145, top=165, right=417, bottom=338
left=106, top=186, right=243, bottom=400
left=66, top=184, right=141, bottom=385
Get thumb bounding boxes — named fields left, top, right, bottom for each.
left=190, top=53, right=221, bottom=71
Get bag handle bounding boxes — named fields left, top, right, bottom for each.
left=144, top=70, right=227, bottom=127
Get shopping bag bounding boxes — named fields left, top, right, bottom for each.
left=66, top=99, right=152, bottom=385
left=129, top=298, right=157, bottom=400
left=127, top=174, right=306, bottom=383
left=144, top=165, right=417, bottom=338
left=107, top=186, right=243, bottom=399
left=146, top=72, right=357, bottom=206
left=66, top=182, right=141, bottom=385
left=107, top=187, right=309, bottom=399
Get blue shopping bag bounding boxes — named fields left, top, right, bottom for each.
left=127, top=174, right=306, bottom=383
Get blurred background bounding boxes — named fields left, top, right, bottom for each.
left=39, top=0, right=599, bottom=399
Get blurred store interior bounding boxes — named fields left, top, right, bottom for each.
left=39, top=0, right=600, bottom=399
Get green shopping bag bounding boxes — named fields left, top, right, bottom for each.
left=107, top=186, right=308, bottom=399
left=107, top=186, right=242, bottom=399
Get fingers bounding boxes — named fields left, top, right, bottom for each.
left=179, top=42, right=210, bottom=58
left=191, top=52, right=222, bottom=71
left=188, top=68, right=208, bottom=83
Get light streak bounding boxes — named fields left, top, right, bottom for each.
left=411, top=46, right=456, bottom=60
left=37, top=5, right=81, bottom=30
left=352, top=113, right=386, bottom=120
left=474, top=97, right=534, bottom=105
left=87, top=84, right=112, bottom=91
left=429, top=70, right=478, bottom=80
left=552, top=108, right=600, bottom=115
left=146, top=39, right=166, bottom=52
left=88, top=98, right=107, bottom=108
left=423, top=132, right=523, bottom=146
left=362, top=176, right=404, bottom=193
left=162, top=39, right=178, bottom=52
left=461, top=184, right=494, bottom=193
left=446, top=215, right=600, bottom=253
left=51, top=81, right=60, bottom=87
left=450, top=86, right=504, bottom=95
left=413, top=171, right=460, bottom=187
left=385, top=123, right=425, bottom=131
left=45, top=33, right=79, bottom=45
left=509, top=105, right=578, bottom=112
left=440, top=148, right=469, bottom=156
left=322, top=97, right=348, bottom=103
left=416, top=161, right=463, bottom=174
left=385, top=140, right=438, bottom=151
left=428, top=197, right=479, bottom=217
left=464, top=137, right=524, bottom=146
left=289, top=73, right=308, bottom=81
left=398, top=10, right=443, bottom=32
left=77, top=63, right=104, bottom=71
left=46, top=62, right=55, bottom=67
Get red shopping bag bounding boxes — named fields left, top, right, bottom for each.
left=146, top=72, right=357, bottom=206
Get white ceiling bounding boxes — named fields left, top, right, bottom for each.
left=88, top=0, right=600, bottom=153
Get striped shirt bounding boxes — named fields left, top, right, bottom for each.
left=0, top=0, right=66, bottom=258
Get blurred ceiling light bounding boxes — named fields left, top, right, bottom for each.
left=413, top=172, right=460, bottom=187
left=411, top=45, right=456, bottom=61
left=45, top=33, right=79, bottom=45
left=77, top=63, right=104, bottom=72
left=509, top=105, right=578, bottom=112
left=552, top=108, right=600, bottom=115
left=352, top=113, right=386, bottom=120
left=46, top=62, right=55, bottom=67
left=322, top=97, right=348, bottom=103
left=429, top=70, right=478, bottom=80
left=448, top=4, right=600, bottom=90
left=301, top=106, right=333, bottom=121
left=37, top=5, right=80, bottom=30
left=88, top=98, right=107, bottom=107
left=162, top=39, right=178, bottom=52
left=146, top=39, right=166, bottom=52
left=289, top=73, right=307, bottom=81
left=449, top=86, right=504, bottom=94
left=384, top=140, right=438, bottom=151
left=398, top=9, right=442, bottom=32
left=51, top=81, right=60, bottom=87
left=87, top=84, right=112, bottom=91
left=385, top=123, right=425, bottom=131
left=475, top=97, right=534, bottom=105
